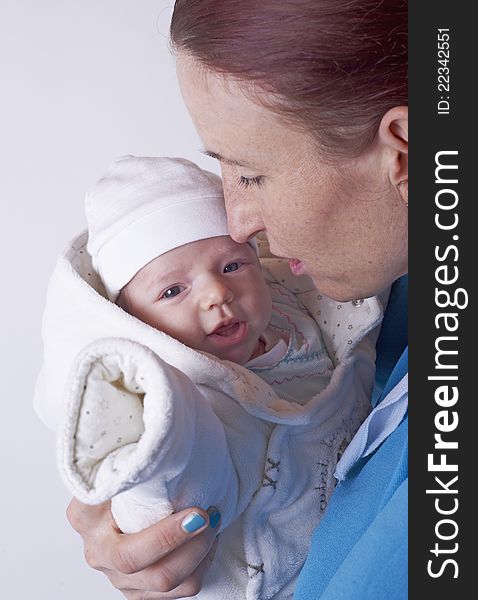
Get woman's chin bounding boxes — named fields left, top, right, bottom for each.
left=306, top=271, right=360, bottom=303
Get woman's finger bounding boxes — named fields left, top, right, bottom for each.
left=107, top=520, right=220, bottom=592
left=117, top=538, right=219, bottom=599
left=67, top=499, right=121, bottom=571
left=108, top=508, right=215, bottom=579
left=67, top=497, right=117, bottom=536
left=66, top=498, right=216, bottom=575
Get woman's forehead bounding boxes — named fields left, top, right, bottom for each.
left=176, top=55, right=301, bottom=169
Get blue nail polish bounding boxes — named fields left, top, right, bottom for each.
left=181, top=512, right=207, bottom=533
left=208, top=509, right=221, bottom=529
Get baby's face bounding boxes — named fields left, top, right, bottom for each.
left=119, top=236, right=272, bottom=364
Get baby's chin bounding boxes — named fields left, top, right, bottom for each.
left=208, top=344, right=257, bottom=365
left=201, top=337, right=262, bottom=365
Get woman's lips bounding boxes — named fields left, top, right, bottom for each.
left=289, top=258, right=306, bottom=275
left=208, top=322, right=248, bottom=346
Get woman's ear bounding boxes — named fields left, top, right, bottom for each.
left=379, top=106, right=408, bottom=189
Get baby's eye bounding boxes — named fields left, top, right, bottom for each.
left=161, top=285, right=184, bottom=299
left=224, top=262, right=241, bottom=273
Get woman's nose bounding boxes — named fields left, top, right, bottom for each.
left=227, top=211, right=264, bottom=245
left=198, top=277, right=234, bottom=311
left=222, top=180, right=265, bottom=244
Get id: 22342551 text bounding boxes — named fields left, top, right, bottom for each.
left=437, top=28, right=450, bottom=115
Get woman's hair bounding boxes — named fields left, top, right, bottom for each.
left=170, top=0, right=407, bottom=157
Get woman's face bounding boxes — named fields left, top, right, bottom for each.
left=176, top=56, right=408, bottom=301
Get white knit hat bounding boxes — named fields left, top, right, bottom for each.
left=86, top=155, right=229, bottom=300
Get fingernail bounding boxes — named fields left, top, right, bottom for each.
left=181, top=512, right=207, bottom=533
left=207, top=507, right=221, bottom=529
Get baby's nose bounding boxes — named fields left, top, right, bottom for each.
left=198, top=277, right=234, bottom=311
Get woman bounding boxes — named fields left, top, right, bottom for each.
left=67, top=1, right=408, bottom=598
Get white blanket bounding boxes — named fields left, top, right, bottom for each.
left=35, top=231, right=387, bottom=599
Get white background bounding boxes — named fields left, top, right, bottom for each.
left=0, top=2, right=219, bottom=598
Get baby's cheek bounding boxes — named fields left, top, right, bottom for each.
left=257, top=280, right=273, bottom=328
left=144, top=310, right=184, bottom=341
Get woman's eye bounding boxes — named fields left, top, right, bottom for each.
left=238, top=175, right=264, bottom=189
left=161, top=285, right=183, bottom=299
left=224, top=262, right=240, bottom=273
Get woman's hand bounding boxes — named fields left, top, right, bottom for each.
left=66, top=498, right=220, bottom=599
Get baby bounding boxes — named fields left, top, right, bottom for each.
left=86, top=156, right=334, bottom=405
left=37, top=156, right=380, bottom=599
left=116, top=236, right=272, bottom=366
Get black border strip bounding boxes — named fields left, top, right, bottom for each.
left=409, top=2, right=473, bottom=596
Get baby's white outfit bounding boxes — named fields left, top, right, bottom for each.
left=35, top=233, right=386, bottom=600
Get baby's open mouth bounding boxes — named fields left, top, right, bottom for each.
left=208, top=321, right=248, bottom=346
left=213, top=322, right=241, bottom=337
